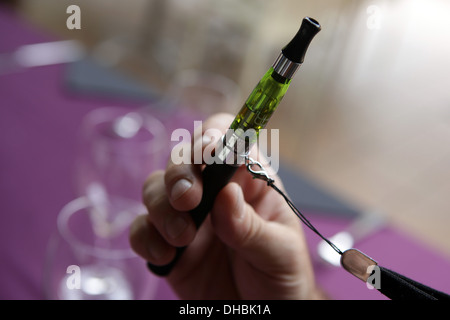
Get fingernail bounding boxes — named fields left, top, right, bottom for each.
left=171, top=178, right=192, bottom=201
left=166, top=214, right=189, bottom=240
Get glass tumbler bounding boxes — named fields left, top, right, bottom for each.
left=75, top=106, right=168, bottom=202
left=44, top=196, right=159, bottom=300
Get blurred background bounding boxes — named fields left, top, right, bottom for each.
left=1, top=0, right=450, bottom=299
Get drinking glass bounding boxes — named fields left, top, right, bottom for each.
left=44, top=196, right=159, bottom=300
left=44, top=106, right=168, bottom=300
left=162, top=69, right=241, bottom=120
left=75, top=106, right=168, bottom=202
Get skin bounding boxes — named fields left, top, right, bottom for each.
left=129, top=113, right=323, bottom=300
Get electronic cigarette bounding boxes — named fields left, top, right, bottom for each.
left=148, top=17, right=321, bottom=276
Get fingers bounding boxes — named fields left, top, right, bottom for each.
left=143, top=171, right=197, bottom=247
left=135, top=112, right=282, bottom=268
left=133, top=114, right=235, bottom=266
left=192, top=112, right=235, bottom=147
left=210, top=182, right=294, bottom=267
left=129, top=214, right=175, bottom=265
left=135, top=170, right=196, bottom=266
left=165, top=113, right=234, bottom=212
left=164, top=160, right=203, bottom=212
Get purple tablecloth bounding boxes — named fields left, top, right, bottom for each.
left=0, top=6, right=156, bottom=299
left=1, top=6, right=450, bottom=300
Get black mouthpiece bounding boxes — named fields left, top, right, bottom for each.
left=282, top=17, right=321, bottom=64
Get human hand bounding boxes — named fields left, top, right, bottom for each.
left=129, top=113, right=322, bottom=299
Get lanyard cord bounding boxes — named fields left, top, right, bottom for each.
left=245, top=156, right=343, bottom=256
left=268, top=181, right=343, bottom=255
left=246, top=155, right=342, bottom=255
left=245, top=157, right=450, bottom=300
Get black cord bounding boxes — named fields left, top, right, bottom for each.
left=267, top=180, right=343, bottom=255
left=245, top=157, right=342, bottom=255
left=247, top=160, right=450, bottom=300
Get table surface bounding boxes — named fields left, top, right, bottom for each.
left=1, top=5, right=450, bottom=300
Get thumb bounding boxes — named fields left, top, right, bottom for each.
left=210, top=182, right=287, bottom=266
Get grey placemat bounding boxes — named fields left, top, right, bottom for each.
left=277, top=163, right=361, bottom=218
left=64, top=57, right=159, bottom=102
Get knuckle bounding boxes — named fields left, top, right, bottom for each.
left=142, top=170, right=164, bottom=196
left=238, top=213, right=263, bottom=248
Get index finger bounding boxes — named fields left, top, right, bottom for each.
left=164, top=113, right=234, bottom=212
